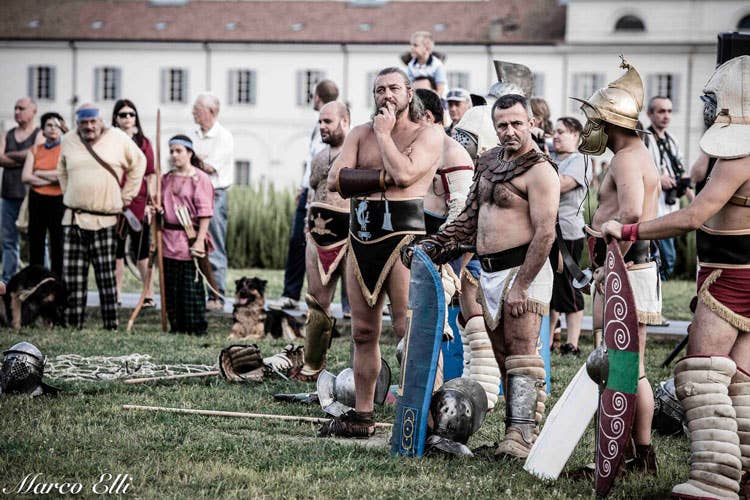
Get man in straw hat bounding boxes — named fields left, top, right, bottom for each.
left=603, top=55, right=750, bottom=498
left=572, top=56, right=662, bottom=472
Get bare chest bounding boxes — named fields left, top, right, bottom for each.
left=356, top=132, right=415, bottom=170
left=478, top=174, right=526, bottom=208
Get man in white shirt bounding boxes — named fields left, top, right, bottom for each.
left=279, top=80, right=339, bottom=309
left=189, top=92, right=234, bottom=310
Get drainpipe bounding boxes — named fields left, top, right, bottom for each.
left=204, top=41, right=211, bottom=90
left=69, top=40, right=79, bottom=123
left=341, top=43, right=349, bottom=102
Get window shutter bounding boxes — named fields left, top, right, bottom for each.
left=296, top=71, right=304, bottom=106
left=645, top=74, right=655, bottom=103
left=114, top=68, right=122, bottom=100
left=27, top=66, right=35, bottom=98
left=159, top=69, right=167, bottom=103
left=94, top=68, right=102, bottom=102
left=249, top=71, right=257, bottom=105
left=181, top=69, right=189, bottom=103
left=670, top=74, right=680, bottom=113
left=48, top=66, right=56, bottom=100
left=227, top=70, right=235, bottom=105
left=533, top=73, right=545, bottom=97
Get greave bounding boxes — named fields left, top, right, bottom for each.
left=299, top=294, right=333, bottom=378
left=465, top=315, right=500, bottom=410
left=730, top=367, right=750, bottom=490
left=495, top=354, right=546, bottom=459
left=672, top=355, right=741, bottom=500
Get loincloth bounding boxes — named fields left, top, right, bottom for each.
left=460, top=257, right=481, bottom=287
left=307, top=203, right=349, bottom=286
left=348, top=197, right=425, bottom=307
left=697, top=266, right=750, bottom=332
left=697, top=225, right=750, bottom=267
left=477, top=260, right=553, bottom=331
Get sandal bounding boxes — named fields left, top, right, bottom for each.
left=143, top=298, right=155, bottom=308
left=318, top=410, right=375, bottom=438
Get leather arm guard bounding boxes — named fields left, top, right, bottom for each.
left=335, top=168, right=386, bottom=199
left=439, top=166, right=474, bottom=228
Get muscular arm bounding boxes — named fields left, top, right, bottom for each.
left=513, top=163, right=560, bottom=291
left=375, top=123, right=442, bottom=188
left=327, top=127, right=362, bottom=192
left=0, top=132, right=28, bottom=168
left=308, top=150, right=328, bottom=200
left=609, top=154, right=646, bottom=255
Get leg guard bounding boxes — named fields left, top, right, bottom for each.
left=672, top=356, right=741, bottom=500
left=730, top=367, right=750, bottom=497
left=458, top=314, right=471, bottom=378
left=495, top=354, right=546, bottom=460
left=465, top=315, right=500, bottom=410
left=293, top=294, right=333, bottom=381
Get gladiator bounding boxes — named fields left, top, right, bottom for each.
left=574, top=57, right=661, bottom=473
left=412, top=93, right=560, bottom=459
left=290, top=101, right=350, bottom=382
left=603, top=55, right=750, bottom=499
left=320, top=67, right=443, bottom=438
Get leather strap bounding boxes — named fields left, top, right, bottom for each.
left=730, top=193, right=750, bottom=207
left=78, top=131, right=121, bottom=186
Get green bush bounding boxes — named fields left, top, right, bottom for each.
left=226, top=184, right=296, bottom=269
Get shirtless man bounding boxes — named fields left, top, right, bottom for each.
left=321, top=67, right=443, bottom=437
left=416, top=88, right=503, bottom=408
left=290, top=101, right=350, bottom=382
left=572, top=58, right=661, bottom=471
left=603, top=56, right=750, bottom=499
left=413, top=93, right=559, bottom=459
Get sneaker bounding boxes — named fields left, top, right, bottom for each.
left=278, top=296, right=299, bottom=310
left=560, top=343, right=581, bottom=356
left=206, top=299, right=224, bottom=312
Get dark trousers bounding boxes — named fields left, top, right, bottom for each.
left=63, top=225, right=118, bottom=330
left=28, top=190, right=65, bottom=277
left=163, top=257, right=207, bottom=335
left=281, top=189, right=308, bottom=300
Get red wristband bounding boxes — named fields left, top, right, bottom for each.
left=621, top=223, right=639, bottom=242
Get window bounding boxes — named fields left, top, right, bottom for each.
left=571, top=73, right=605, bottom=112
left=27, top=66, right=55, bottom=100
left=296, top=70, right=325, bottom=106
left=161, top=68, right=188, bottom=103
left=739, top=14, right=750, bottom=32
left=447, top=71, right=470, bottom=91
left=234, top=160, right=251, bottom=186
left=647, top=73, right=680, bottom=113
left=532, top=73, right=545, bottom=98
left=228, top=70, right=257, bottom=105
left=94, top=67, right=121, bottom=102
left=615, top=15, right=645, bottom=32
left=365, top=71, right=378, bottom=102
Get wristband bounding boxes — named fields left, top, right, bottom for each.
left=621, top=223, right=639, bottom=242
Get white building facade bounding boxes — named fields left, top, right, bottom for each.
left=1, top=0, right=749, bottom=187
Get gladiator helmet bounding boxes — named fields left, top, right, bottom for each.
left=699, top=55, right=750, bottom=160
left=0, top=342, right=58, bottom=397
left=317, top=358, right=391, bottom=415
left=653, top=378, right=686, bottom=436
left=488, top=60, right=534, bottom=99
left=451, top=106, right=498, bottom=162
left=571, top=56, right=645, bottom=156
left=429, top=378, right=488, bottom=444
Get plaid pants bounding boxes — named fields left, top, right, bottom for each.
left=63, top=225, right=118, bottom=330
left=163, top=257, right=207, bottom=335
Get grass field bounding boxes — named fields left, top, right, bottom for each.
left=0, top=298, right=694, bottom=499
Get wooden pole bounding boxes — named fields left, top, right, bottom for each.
left=155, top=109, right=167, bottom=332
left=121, top=404, right=392, bottom=428
left=123, top=371, right=220, bottom=384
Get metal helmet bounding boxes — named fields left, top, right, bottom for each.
left=1, top=342, right=57, bottom=397
left=653, top=378, right=686, bottom=436
left=452, top=106, right=498, bottom=162
left=317, top=358, right=392, bottom=417
left=429, top=378, right=488, bottom=444
left=487, top=82, right=525, bottom=100
left=490, top=60, right=534, bottom=98
left=586, top=345, right=609, bottom=390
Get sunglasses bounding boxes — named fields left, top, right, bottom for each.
left=117, top=112, right=136, bottom=118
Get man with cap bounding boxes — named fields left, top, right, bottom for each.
left=446, top=88, right=472, bottom=136
left=602, top=55, right=750, bottom=498
left=572, top=57, right=661, bottom=471
left=58, top=104, right=146, bottom=329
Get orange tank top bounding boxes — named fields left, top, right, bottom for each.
left=32, top=143, right=63, bottom=196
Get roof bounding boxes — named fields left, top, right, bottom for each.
left=1, top=0, right=565, bottom=45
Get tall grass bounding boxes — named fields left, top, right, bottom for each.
left=226, top=184, right=296, bottom=269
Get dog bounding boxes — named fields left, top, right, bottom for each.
left=228, top=277, right=268, bottom=340
left=2, top=265, right=67, bottom=329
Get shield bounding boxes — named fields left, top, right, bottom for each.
left=390, top=246, right=445, bottom=457
left=595, top=241, right=640, bottom=496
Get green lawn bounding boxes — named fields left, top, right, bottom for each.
left=1, top=304, right=691, bottom=499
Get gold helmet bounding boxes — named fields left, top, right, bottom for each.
left=571, top=56, right=645, bottom=155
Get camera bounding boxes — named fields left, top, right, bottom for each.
left=664, top=177, right=692, bottom=205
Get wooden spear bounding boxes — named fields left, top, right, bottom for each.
left=123, top=371, right=220, bottom=384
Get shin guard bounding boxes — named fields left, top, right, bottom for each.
left=294, top=294, right=333, bottom=381
left=465, top=315, right=500, bottom=410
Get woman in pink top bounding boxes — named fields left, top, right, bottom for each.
left=160, top=134, right=214, bottom=335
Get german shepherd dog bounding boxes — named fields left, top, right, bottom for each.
left=2, top=266, right=67, bottom=329
left=228, top=277, right=268, bottom=340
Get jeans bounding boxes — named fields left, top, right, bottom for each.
left=657, top=237, right=676, bottom=280
left=1, top=197, right=23, bottom=282
left=208, top=189, right=228, bottom=299
left=281, top=189, right=308, bottom=300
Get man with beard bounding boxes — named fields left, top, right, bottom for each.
left=413, top=93, right=559, bottom=459
left=291, top=101, right=350, bottom=382
left=321, top=67, right=443, bottom=438
left=573, top=58, right=661, bottom=472
left=603, top=55, right=750, bottom=498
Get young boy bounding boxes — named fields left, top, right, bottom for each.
left=406, top=31, right=447, bottom=97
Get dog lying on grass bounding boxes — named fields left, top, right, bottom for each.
left=1, top=265, right=67, bottom=329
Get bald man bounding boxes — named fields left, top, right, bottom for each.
left=0, top=97, right=40, bottom=282
left=190, top=92, right=234, bottom=309
left=292, top=101, right=351, bottom=381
